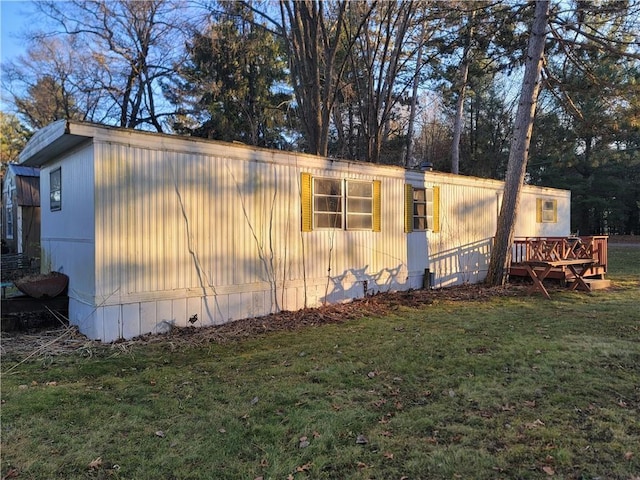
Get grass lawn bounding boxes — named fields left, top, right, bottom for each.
left=1, top=245, right=639, bottom=479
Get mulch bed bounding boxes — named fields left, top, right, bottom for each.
left=1, top=284, right=527, bottom=361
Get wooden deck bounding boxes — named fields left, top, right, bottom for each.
left=509, top=236, right=608, bottom=283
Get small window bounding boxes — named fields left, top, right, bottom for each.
left=6, top=205, right=14, bottom=239
left=537, top=198, right=557, bottom=223
left=346, top=181, right=373, bottom=230
left=412, top=188, right=427, bottom=230
left=405, top=185, right=439, bottom=233
left=313, top=178, right=342, bottom=229
left=50, top=168, right=62, bottom=211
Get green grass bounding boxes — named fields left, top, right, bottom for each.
left=2, top=246, right=639, bottom=479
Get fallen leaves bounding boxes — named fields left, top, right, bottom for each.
left=88, top=457, right=102, bottom=470
left=286, top=463, right=313, bottom=478
left=295, top=463, right=312, bottom=472
left=524, top=419, right=546, bottom=430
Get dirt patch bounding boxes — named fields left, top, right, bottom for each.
left=1, top=284, right=527, bottom=361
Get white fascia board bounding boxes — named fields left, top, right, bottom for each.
left=19, top=120, right=92, bottom=167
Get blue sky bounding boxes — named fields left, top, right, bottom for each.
left=1, top=0, right=32, bottom=63
left=1, top=0, right=34, bottom=110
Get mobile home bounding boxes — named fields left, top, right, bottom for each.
left=19, top=121, right=570, bottom=341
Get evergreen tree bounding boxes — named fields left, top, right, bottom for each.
left=528, top=0, right=640, bottom=234
left=168, top=3, right=292, bottom=148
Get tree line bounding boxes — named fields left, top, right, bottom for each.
left=2, top=0, right=639, bottom=241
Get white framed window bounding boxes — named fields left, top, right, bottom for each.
left=5, top=204, right=13, bottom=239
left=405, top=185, right=439, bottom=233
left=5, top=178, right=14, bottom=239
left=346, top=180, right=373, bottom=230
left=301, top=173, right=380, bottom=232
left=50, top=168, right=62, bottom=211
left=536, top=198, right=557, bottom=223
left=412, top=188, right=428, bottom=231
left=313, top=177, right=343, bottom=229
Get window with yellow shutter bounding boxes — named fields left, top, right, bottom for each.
left=405, top=185, right=439, bottom=233
left=536, top=198, right=557, bottom=223
left=301, top=173, right=381, bottom=231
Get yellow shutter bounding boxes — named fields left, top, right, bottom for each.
left=552, top=199, right=558, bottom=223
left=404, top=184, right=413, bottom=233
left=536, top=198, right=542, bottom=223
left=432, top=186, right=440, bottom=233
left=301, top=172, right=312, bottom=232
left=373, top=180, right=381, bottom=232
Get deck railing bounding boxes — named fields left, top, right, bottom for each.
left=511, top=236, right=608, bottom=273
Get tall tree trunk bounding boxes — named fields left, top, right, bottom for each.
left=405, top=25, right=425, bottom=167
left=486, top=0, right=549, bottom=286
left=450, top=60, right=469, bottom=174
left=451, top=9, right=475, bottom=175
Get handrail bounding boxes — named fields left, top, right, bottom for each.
left=511, top=236, right=608, bottom=273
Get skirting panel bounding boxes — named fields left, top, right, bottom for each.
left=70, top=276, right=412, bottom=341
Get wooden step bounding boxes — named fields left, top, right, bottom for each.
left=568, top=278, right=611, bottom=290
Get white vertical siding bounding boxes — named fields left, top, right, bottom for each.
left=30, top=123, right=571, bottom=341
left=425, top=176, right=500, bottom=287
left=94, top=142, right=411, bottom=326
left=517, top=187, right=571, bottom=237
left=40, top=144, right=95, bottom=307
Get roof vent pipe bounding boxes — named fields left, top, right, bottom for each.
left=419, top=161, right=433, bottom=171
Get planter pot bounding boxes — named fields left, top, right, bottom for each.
left=14, top=272, right=69, bottom=299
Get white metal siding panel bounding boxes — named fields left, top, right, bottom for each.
left=517, top=188, right=571, bottom=237
left=93, top=141, right=410, bottom=315
left=40, top=145, right=95, bottom=304
left=424, top=178, right=500, bottom=287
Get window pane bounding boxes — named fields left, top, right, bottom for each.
left=348, top=181, right=372, bottom=197
left=315, top=213, right=342, bottom=228
left=414, top=217, right=427, bottom=230
left=50, top=168, right=61, bottom=211
left=314, top=196, right=342, bottom=213
left=413, top=188, right=426, bottom=201
left=414, top=203, right=426, bottom=216
left=314, top=178, right=341, bottom=196
left=347, top=198, right=372, bottom=214
left=51, top=171, right=61, bottom=190
left=347, top=214, right=372, bottom=230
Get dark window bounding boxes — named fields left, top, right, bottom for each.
left=50, top=168, right=61, bottom=211
left=413, top=188, right=434, bottom=230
